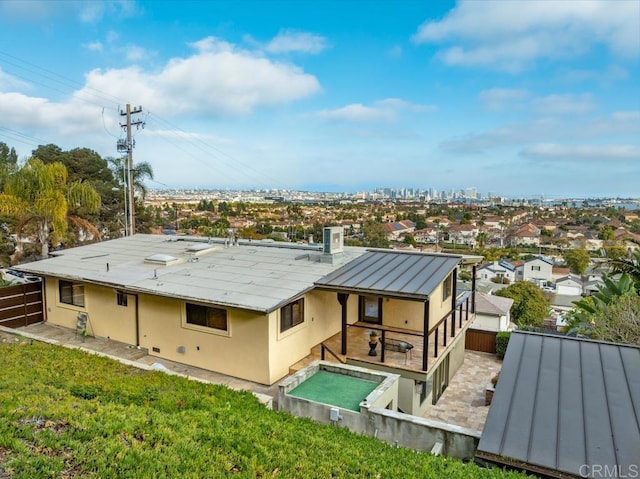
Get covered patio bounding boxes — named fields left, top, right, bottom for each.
left=315, top=290, right=476, bottom=374
left=311, top=250, right=480, bottom=375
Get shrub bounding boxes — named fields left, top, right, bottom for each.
left=496, top=331, right=511, bottom=359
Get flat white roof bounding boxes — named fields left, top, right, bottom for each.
left=17, top=234, right=367, bottom=313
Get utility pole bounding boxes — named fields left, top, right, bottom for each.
left=117, top=104, right=144, bottom=236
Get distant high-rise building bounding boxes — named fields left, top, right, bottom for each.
left=465, top=187, right=478, bottom=199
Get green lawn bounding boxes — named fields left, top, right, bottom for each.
left=0, top=338, right=526, bottom=478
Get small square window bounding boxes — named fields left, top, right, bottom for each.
left=442, top=273, right=453, bottom=301
left=116, top=291, right=128, bottom=307
left=59, top=280, right=84, bottom=307
left=281, top=298, right=304, bottom=333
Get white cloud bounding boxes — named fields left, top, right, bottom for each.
left=144, top=129, right=231, bottom=145
left=0, top=92, right=105, bottom=135
left=520, top=143, right=640, bottom=162
left=315, top=104, right=395, bottom=122
left=532, top=93, right=596, bottom=115
left=413, top=0, right=640, bottom=71
left=441, top=110, right=640, bottom=154
left=558, top=65, right=629, bottom=85
left=76, top=37, right=321, bottom=117
left=0, top=0, right=58, bottom=19
left=78, top=1, right=139, bottom=23
left=265, top=29, right=328, bottom=54
left=78, top=2, right=105, bottom=23
left=83, top=41, right=104, bottom=53
left=478, top=89, right=596, bottom=115
left=123, top=44, right=149, bottom=62
left=0, top=68, right=32, bottom=91
left=0, top=0, right=139, bottom=23
left=440, top=118, right=562, bottom=153
left=315, top=98, right=436, bottom=123
left=479, top=88, right=530, bottom=111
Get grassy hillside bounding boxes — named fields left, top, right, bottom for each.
left=0, top=338, right=525, bottom=478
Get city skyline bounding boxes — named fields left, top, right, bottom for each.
left=0, top=1, right=639, bottom=197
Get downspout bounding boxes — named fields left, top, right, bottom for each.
left=41, top=277, right=48, bottom=323
left=132, top=293, right=140, bottom=347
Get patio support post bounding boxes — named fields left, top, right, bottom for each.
left=443, top=318, right=448, bottom=346
left=459, top=303, right=463, bottom=328
left=434, top=326, right=439, bottom=358
left=422, top=300, right=429, bottom=371
left=472, top=265, right=477, bottom=313
left=337, top=293, right=349, bottom=355
left=380, top=329, right=385, bottom=363
left=465, top=297, right=469, bottom=322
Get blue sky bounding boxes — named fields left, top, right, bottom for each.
left=0, top=0, right=638, bottom=198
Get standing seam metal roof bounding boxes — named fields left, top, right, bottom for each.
left=314, top=250, right=462, bottom=299
left=477, top=331, right=640, bottom=478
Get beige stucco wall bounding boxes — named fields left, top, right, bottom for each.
left=365, top=272, right=456, bottom=332
left=471, top=313, right=508, bottom=332
left=383, top=299, right=424, bottom=330
left=137, top=294, right=272, bottom=384
left=447, top=330, right=466, bottom=380
left=41, top=276, right=372, bottom=386
left=42, top=277, right=136, bottom=344
left=267, top=289, right=351, bottom=384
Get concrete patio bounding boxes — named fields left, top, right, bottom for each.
left=422, top=350, right=502, bottom=431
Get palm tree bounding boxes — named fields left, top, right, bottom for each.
left=0, top=158, right=101, bottom=259
left=607, top=249, right=640, bottom=291
left=108, top=157, right=154, bottom=200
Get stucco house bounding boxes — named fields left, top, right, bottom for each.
left=476, top=260, right=516, bottom=283
left=515, top=256, right=553, bottom=285
left=507, top=223, right=540, bottom=247
left=470, top=293, right=513, bottom=333
left=382, top=220, right=416, bottom=241
left=555, top=274, right=583, bottom=296
left=15, top=228, right=481, bottom=415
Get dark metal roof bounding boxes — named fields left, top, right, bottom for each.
left=477, top=332, right=640, bottom=478
left=314, top=250, right=462, bottom=300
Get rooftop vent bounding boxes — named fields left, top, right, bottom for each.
left=144, top=253, right=180, bottom=265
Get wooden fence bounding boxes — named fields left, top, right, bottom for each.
left=465, top=328, right=497, bottom=354
left=0, top=282, right=44, bottom=328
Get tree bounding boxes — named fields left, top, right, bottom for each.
left=0, top=158, right=101, bottom=259
left=603, top=245, right=628, bottom=261
left=564, top=248, right=590, bottom=274
left=476, top=231, right=487, bottom=248
left=598, top=225, right=615, bottom=241
left=403, top=234, right=417, bottom=247
left=362, top=220, right=389, bottom=248
left=0, top=142, right=19, bottom=191
left=588, top=294, right=640, bottom=344
left=565, top=273, right=637, bottom=337
left=606, top=249, right=640, bottom=291
left=108, top=157, right=154, bottom=200
left=495, top=281, right=549, bottom=328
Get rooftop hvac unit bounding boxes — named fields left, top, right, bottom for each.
left=323, top=226, right=344, bottom=255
